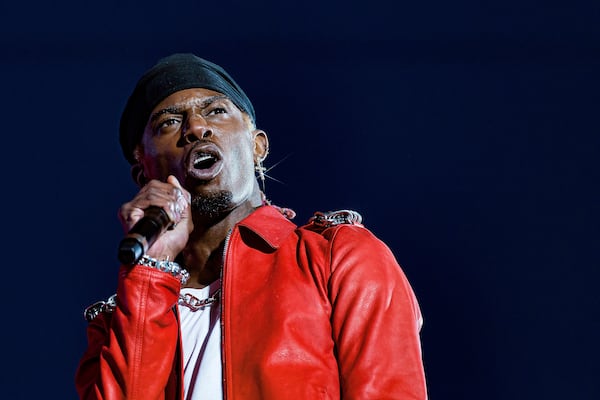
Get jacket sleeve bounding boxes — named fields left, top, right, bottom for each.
left=75, top=265, right=182, bottom=400
left=327, top=226, right=427, bottom=400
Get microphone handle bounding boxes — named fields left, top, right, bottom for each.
left=117, top=206, right=172, bottom=265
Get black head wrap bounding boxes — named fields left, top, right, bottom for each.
left=119, top=53, right=255, bottom=165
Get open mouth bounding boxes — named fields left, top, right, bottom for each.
left=193, top=152, right=218, bottom=170
left=186, top=143, right=223, bottom=181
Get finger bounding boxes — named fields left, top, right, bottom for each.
left=167, top=175, right=191, bottom=219
left=120, top=179, right=185, bottom=228
left=118, top=202, right=146, bottom=231
left=167, top=175, right=191, bottom=203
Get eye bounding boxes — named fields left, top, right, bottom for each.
left=155, top=117, right=182, bottom=134
left=205, top=107, right=227, bottom=116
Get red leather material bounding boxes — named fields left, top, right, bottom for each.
left=76, top=266, right=182, bottom=399
left=76, top=205, right=427, bottom=399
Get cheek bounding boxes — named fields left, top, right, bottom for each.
left=231, top=135, right=256, bottom=165
left=228, top=145, right=257, bottom=184
left=140, top=145, right=183, bottom=180
left=231, top=147, right=254, bottom=175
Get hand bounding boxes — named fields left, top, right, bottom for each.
left=118, top=175, right=193, bottom=260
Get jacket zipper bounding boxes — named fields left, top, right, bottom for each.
left=220, top=228, right=233, bottom=400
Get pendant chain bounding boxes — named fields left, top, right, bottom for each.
left=178, top=288, right=221, bottom=311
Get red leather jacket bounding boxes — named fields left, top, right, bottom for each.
left=76, top=205, right=427, bottom=399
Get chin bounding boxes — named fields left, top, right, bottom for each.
left=191, top=190, right=234, bottom=219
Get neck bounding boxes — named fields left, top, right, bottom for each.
left=181, top=192, right=264, bottom=288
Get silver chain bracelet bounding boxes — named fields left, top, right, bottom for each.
left=138, top=254, right=190, bottom=285
left=84, top=294, right=117, bottom=322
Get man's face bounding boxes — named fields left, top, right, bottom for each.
left=137, top=88, right=267, bottom=213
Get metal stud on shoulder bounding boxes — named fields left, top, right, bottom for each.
left=309, top=209, right=363, bottom=228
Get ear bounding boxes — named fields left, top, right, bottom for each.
left=130, top=163, right=147, bottom=187
left=252, top=129, right=269, bottom=163
left=130, top=145, right=148, bottom=187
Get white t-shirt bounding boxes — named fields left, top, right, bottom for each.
left=178, top=281, right=223, bottom=400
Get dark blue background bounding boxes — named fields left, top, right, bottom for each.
left=2, top=1, right=598, bottom=398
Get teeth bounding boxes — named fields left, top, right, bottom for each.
left=193, top=153, right=216, bottom=169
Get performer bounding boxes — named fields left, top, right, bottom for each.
left=75, top=53, right=428, bottom=399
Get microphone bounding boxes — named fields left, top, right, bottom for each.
left=118, top=206, right=172, bottom=265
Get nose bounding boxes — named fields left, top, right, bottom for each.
left=182, top=113, right=212, bottom=144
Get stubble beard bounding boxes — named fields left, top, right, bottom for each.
left=190, top=190, right=234, bottom=219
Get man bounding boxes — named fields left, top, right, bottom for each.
left=75, top=53, right=427, bottom=399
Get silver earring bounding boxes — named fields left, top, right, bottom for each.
left=255, top=160, right=266, bottom=192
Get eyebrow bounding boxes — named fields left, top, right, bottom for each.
left=149, top=95, right=229, bottom=122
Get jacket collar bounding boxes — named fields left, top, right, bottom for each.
left=237, top=205, right=297, bottom=249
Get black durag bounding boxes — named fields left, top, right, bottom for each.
left=119, top=53, right=255, bottom=165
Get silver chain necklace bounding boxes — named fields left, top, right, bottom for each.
left=83, top=288, right=222, bottom=321
left=178, top=288, right=221, bottom=311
